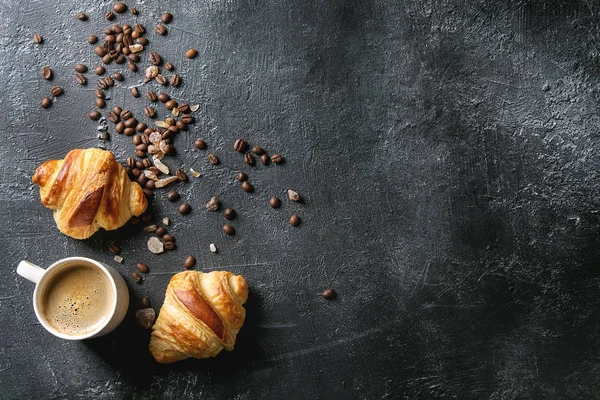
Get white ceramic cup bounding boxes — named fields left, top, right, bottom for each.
left=16, top=257, right=129, bottom=340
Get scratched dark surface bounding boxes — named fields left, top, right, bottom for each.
left=1, top=0, right=600, bottom=398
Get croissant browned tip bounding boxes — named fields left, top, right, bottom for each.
left=32, top=148, right=148, bottom=239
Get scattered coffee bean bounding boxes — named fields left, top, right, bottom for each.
left=109, top=242, right=121, bottom=255
left=322, top=288, right=336, bottom=300
left=94, top=45, right=107, bottom=57
left=194, top=139, right=206, bottom=149
left=73, top=73, right=86, bottom=85
left=223, top=224, right=235, bottom=235
left=134, top=263, right=149, bottom=274
left=208, top=154, right=219, bottom=165
left=120, top=109, right=132, bottom=119
left=178, top=202, right=191, bottom=215
left=102, top=54, right=113, bottom=64
left=261, top=154, right=270, bottom=165
left=244, top=153, right=256, bottom=166
left=178, top=103, right=190, bottom=113
left=206, top=197, right=219, bottom=211
left=145, top=91, right=157, bottom=103
left=170, top=74, right=181, bottom=87
left=131, top=87, right=140, bottom=98
left=88, top=34, right=98, bottom=44
left=161, top=12, right=173, bottom=23
left=96, top=78, right=108, bottom=89
left=157, top=92, right=170, bottom=103
left=95, top=89, right=104, bottom=99
left=155, top=24, right=167, bottom=35
left=162, top=234, right=175, bottom=243
left=115, top=55, right=126, bottom=64
left=242, top=181, right=253, bottom=193
left=94, top=65, right=105, bottom=75
left=75, top=63, right=88, bottom=73
left=136, top=37, right=149, bottom=46
left=176, top=169, right=188, bottom=181
left=143, top=188, right=153, bottom=198
left=140, top=296, right=150, bottom=308
left=186, top=48, right=198, bottom=59
left=165, top=99, right=177, bottom=110
left=136, top=308, right=155, bottom=328
left=136, top=122, right=147, bottom=132
left=101, top=131, right=111, bottom=141
left=127, top=157, right=135, bottom=169
left=127, top=61, right=137, bottom=72
left=252, top=145, right=265, bottom=155
left=41, top=97, right=52, bottom=109
left=269, top=196, right=281, bottom=208
left=271, top=154, right=284, bottom=164
left=107, top=112, right=119, bottom=123
left=164, top=241, right=177, bottom=251
left=95, top=97, right=106, bottom=108
left=114, top=2, right=127, bottom=12
left=184, top=256, right=196, bottom=269
left=104, top=76, right=114, bottom=87
left=89, top=110, right=101, bottom=120
left=164, top=61, right=174, bottom=71
left=150, top=52, right=162, bottom=65
left=128, top=53, right=140, bottom=63
left=155, top=74, right=167, bottom=86
left=113, top=71, right=124, bottom=81
left=76, top=12, right=88, bottom=21
left=237, top=172, right=248, bottom=182
left=130, top=7, right=138, bottom=15
left=167, top=191, right=180, bottom=202
left=155, top=226, right=167, bottom=236
left=41, top=66, right=52, bottom=80
left=115, top=122, right=125, bottom=133
left=126, top=128, right=136, bottom=137
left=144, top=106, right=156, bottom=118
left=33, top=34, right=43, bottom=44
left=132, top=272, right=142, bottom=283
left=290, top=215, right=301, bottom=226
left=234, top=138, right=248, bottom=153
left=224, top=208, right=235, bottom=220
left=105, top=11, right=115, bottom=20
left=50, top=85, right=63, bottom=97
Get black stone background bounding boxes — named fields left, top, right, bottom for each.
left=1, top=0, right=600, bottom=398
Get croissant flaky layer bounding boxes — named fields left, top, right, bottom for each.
left=150, top=271, right=248, bottom=364
left=32, top=148, right=148, bottom=239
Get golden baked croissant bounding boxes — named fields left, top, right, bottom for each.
left=150, top=271, right=248, bottom=363
left=32, top=148, right=148, bottom=239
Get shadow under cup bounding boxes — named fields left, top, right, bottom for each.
left=33, top=258, right=125, bottom=340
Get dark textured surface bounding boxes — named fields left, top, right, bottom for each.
left=2, top=0, right=600, bottom=398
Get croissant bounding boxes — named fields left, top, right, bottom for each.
left=32, top=148, right=148, bottom=239
left=150, top=271, right=248, bottom=363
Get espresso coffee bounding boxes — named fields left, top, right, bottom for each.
left=42, top=265, right=113, bottom=336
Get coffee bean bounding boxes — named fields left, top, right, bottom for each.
left=143, top=188, right=153, bottom=198
left=128, top=53, right=140, bottom=63
left=164, top=241, right=176, bottom=251
left=155, top=24, right=167, bottom=35
left=157, top=92, right=170, bottom=103
left=322, top=288, right=335, bottom=299
left=184, top=256, right=196, bottom=269
left=224, top=208, right=235, bottom=220
left=132, top=135, right=142, bottom=147
left=123, top=34, right=133, bottom=48
left=33, top=34, right=43, bottom=44
left=162, top=234, right=175, bottom=243
left=115, top=55, right=126, bottom=64
left=164, top=61, right=174, bottom=71
left=178, top=103, right=190, bottom=113
left=136, top=122, right=147, bottom=132
left=76, top=12, right=88, bottom=21
left=125, top=117, right=137, bottom=128
left=41, top=66, right=52, bottom=80
left=261, top=154, right=270, bottom=165
left=269, top=196, right=281, bottom=208
left=102, top=131, right=111, bottom=141
left=96, top=79, right=107, bottom=89
left=95, top=97, right=106, bottom=108
left=142, top=158, right=151, bottom=168
left=140, top=297, right=150, bottom=309
left=115, top=122, right=125, bottom=133
left=164, top=144, right=176, bottom=155
left=109, top=242, right=121, bottom=255
left=150, top=52, right=162, bottom=65
left=290, top=214, right=301, bottom=226
left=223, top=224, right=235, bottom=235
left=180, top=115, right=193, bottom=124
left=41, top=97, right=52, bottom=108
left=127, top=157, right=135, bottom=169
left=155, top=226, right=167, bottom=236
left=107, top=111, right=119, bottom=123
left=136, top=263, right=149, bottom=273
left=252, top=145, right=265, bottom=155
left=170, top=74, right=181, bottom=87
left=167, top=191, right=180, bottom=202
left=165, top=117, right=175, bottom=126
left=102, top=54, right=113, bottom=64
left=94, top=89, right=104, bottom=99
left=241, top=181, right=254, bottom=193
left=73, top=73, right=85, bottom=86
left=131, top=87, right=140, bottom=98
left=161, top=12, right=173, bottom=23
left=134, top=23, right=145, bottom=34
left=94, top=65, right=105, bottom=75
left=244, top=153, right=256, bottom=166
left=176, top=169, right=188, bottom=181
left=88, top=34, right=98, bottom=44
left=112, top=73, right=123, bottom=83
left=50, top=86, right=63, bottom=97
left=106, top=34, right=116, bottom=43
left=131, top=168, right=141, bottom=178
left=89, top=110, right=101, bottom=120
left=105, top=11, right=115, bottom=20
left=234, top=138, right=248, bottom=153
left=208, top=154, right=219, bottom=165
left=164, top=101, right=177, bottom=111
left=132, top=272, right=142, bottom=283
left=94, top=46, right=107, bottom=57
left=126, top=128, right=136, bottom=137
left=130, top=7, right=138, bottom=15
left=168, top=125, right=180, bottom=135
left=120, top=109, right=132, bottom=120
left=104, top=76, right=114, bottom=87
left=271, top=154, right=284, bottom=164
left=114, top=2, right=127, bottom=13
left=144, top=106, right=156, bottom=118
left=186, top=48, right=198, bottom=59
left=237, top=172, right=248, bottom=182
left=136, top=37, right=149, bottom=45
left=155, top=74, right=167, bottom=86
left=125, top=61, right=136, bottom=72
left=178, top=203, right=191, bottom=215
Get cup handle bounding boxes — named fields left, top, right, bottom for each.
left=17, top=260, right=46, bottom=284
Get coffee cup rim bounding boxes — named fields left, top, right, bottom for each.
left=33, top=257, right=119, bottom=340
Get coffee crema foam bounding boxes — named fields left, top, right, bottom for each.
left=42, top=265, right=113, bottom=336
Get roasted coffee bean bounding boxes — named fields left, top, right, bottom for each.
left=131, top=87, right=140, bottom=98
left=251, top=146, right=265, bottom=155
left=131, top=30, right=140, bottom=39
left=41, top=97, right=52, bottom=109
left=102, top=54, right=113, bottom=64
left=150, top=52, right=162, bottom=65
left=143, top=128, right=153, bottom=137
left=180, top=115, right=193, bottom=124
left=148, top=166, right=160, bottom=175
left=105, top=11, right=115, bottom=20
left=132, top=272, right=142, bottom=283
left=96, top=79, right=107, bottom=89
left=155, top=74, right=167, bottom=86
left=41, top=66, right=52, bottom=80
left=261, top=154, right=270, bottom=165
left=164, top=61, right=174, bottom=71
left=237, top=172, right=248, bottom=182
left=127, top=157, right=135, bottom=169
left=88, top=34, right=98, bottom=44
left=33, top=34, right=43, bottom=44
left=115, top=55, right=126, bottom=64
left=112, top=105, right=122, bottom=115
left=161, top=12, right=173, bottom=23
left=128, top=53, right=140, bottom=63
left=167, top=191, right=180, bottom=202
left=125, top=117, right=138, bottom=128
left=95, top=88, right=105, bottom=99
left=125, top=128, right=136, bottom=137
left=165, top=117, right=175, bottom=126
left=244, top=153, right=256, bottom=166
left=114, top=2, right=127, bottom=13
left=123, top=34, right=133, bottom=48
left=164, top=144, right=176, bottom=155
left=50, top=85, right=63, bottom=97
left=105, top=34, right=116, bottom=43
left=322, top=288, right=335, bottom=299
left=161, top=131, right=173, bottom=140
left=113, top=72, right=124, bottom=82
left=162, top=234, right=175, bottom=242
left=184, top=256, right=196, bottom=270
left=94, top=45, right=107, bottom=57
left=136, top=263, right=149, bottom=273
left=94, top=65, right=105, bottom=75
left=208, top=154, right=219, bottom=165
left=133, top=135, right=143, bottom=147
left=157, top=92, right=170, bottom=103
left=222, top=224, right=235, bottom=235
left=76, top=12, right=88, bottom=21
left=136, top=122, right=147, bottom=132
left=122, top=45, right=131, bottom=55
left=115, top=122, right=125, bottom=133
left=155, top=226, right=167, bottom=236
left=137, top=174, right=148, bottom=186
left=109, top=242, right=121, bottom=255
left=107, top=111, right=119, bottom=123
left=134, top=24, right=145, bottom=34
left=130, top=7, right=138, bottom=15
left=145, top=180, right=155, bottom=190
left=224, top=208, right=235, bottom=220
left=101, top=131, right=111, bottom=141
left=165, top=99, right=177, bottom=110
left=186, top=48, right=198, bottom=59
left=116, top=33, right=124, bottom=43
left=144, top=106, right=156, bottom=118
left=145, top=91, right=157, bottom=103
left=234, top=138, right=248, bottom=153
left=176, top=169, right=188, bottom=181
left=131, top=168, right=141, bottom=178
left=135, top=161, right=144, bottom=169
left=176, top=120, right=187, bottom=131
left=104, top=76, right=114, bottom=87
left=168, top=126, right=179, bottom=135
left=74, top=63, right=87, bottom=73
left=95, top=97, right=106, bottom=108
left=271, top=154, right=284, bottom=164
left=89, top=110, right=101, bottom=120
left=75, top=73, right=87, bottom=85
left=123, top=24, right=132, bottom=33
left=290, top=215, right=301, bottom=226
left=269, top=196, right=281, bottom=208
left=170, top=74, right=181, bottom=87
left=136, top=37, right=149, bottom=45
left=142, top=158, right=151, bottom=168
left=127, top=62, right=138, bottom=72
left=178, top=203, right=191, bottom=215
left=241, top=181, right=253, bottom=193
left=178, top=103, right=190, bottom=113
left=120, top=109, right=132, bottom=120
left=155, top=24, right=167, bottom=35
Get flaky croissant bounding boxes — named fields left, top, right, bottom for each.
left=150, top=271, right=248, bottom=363
left=32, top=148, right=148, bottom=239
